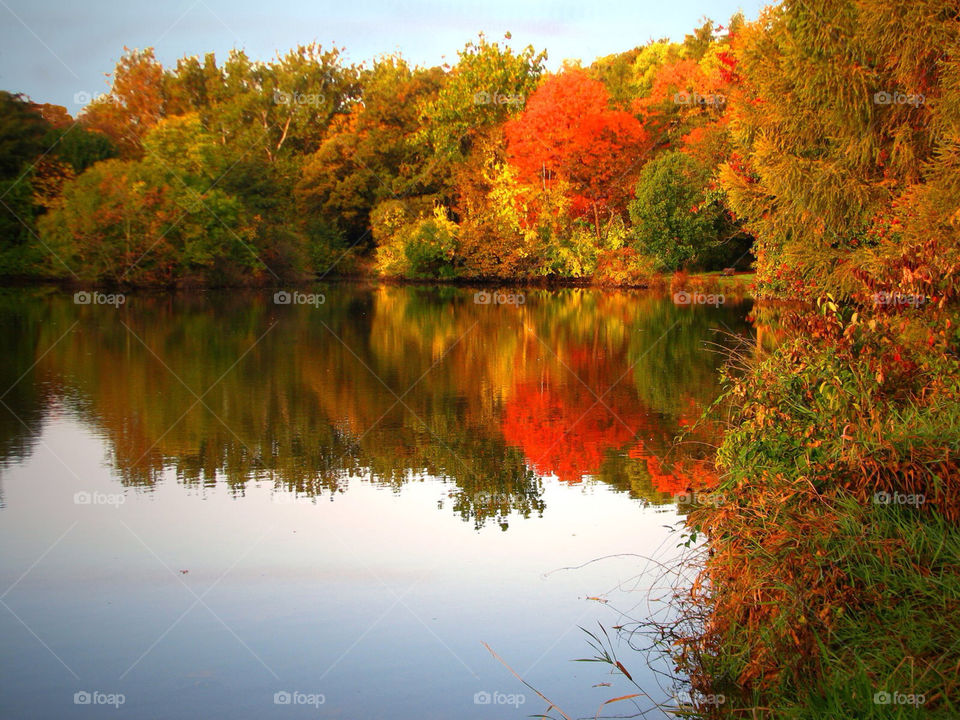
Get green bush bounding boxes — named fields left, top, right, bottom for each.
left=629, top=150, right=722, bottom=271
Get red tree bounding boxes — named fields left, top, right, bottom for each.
left=504, top=68, right=648, bottom=224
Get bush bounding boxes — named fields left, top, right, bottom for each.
left=594, top=247, right=659, bottom=287
left=629, top=150, right=722, bottom=271
left=676, top=302, right=960, bottom=717
left=372, top=201, right=459, bottom=279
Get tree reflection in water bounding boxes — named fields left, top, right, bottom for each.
left=0, top=285, right=755, bottom=526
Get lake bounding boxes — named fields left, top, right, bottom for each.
left=0, top=284, right=753, bottom=719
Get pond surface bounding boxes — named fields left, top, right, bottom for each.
left=0, top=284, right=752, bottom=719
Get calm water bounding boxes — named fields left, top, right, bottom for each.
left=0, top=284, right=752, bottom=719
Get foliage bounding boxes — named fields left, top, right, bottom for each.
left=677, top=305, right=960, bottom=717
left=665, top=3, right=960, bottom=717
left=81, top=47, right=166, bottom=156
left=38, top=153, right=262, bottom=285
left=420, top=34, right=546, bottom=161
left=718, top=0, right=960, bottom=302
left=372, top=202, right=458, bottom=278
left=504, top=68, right=648, bottom=224
left=296, top=57, right=445, bottom=243
left=629, top=150, right=723, bottom=271
left=452, top=131, right=541, bottom=278
left=0, top=92, right=50, bottom=259
left=3, top=17, right=761, bottom=284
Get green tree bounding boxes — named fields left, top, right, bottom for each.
left=629, top=150, right=722, bottom=271
left=420, top=34, right=546, bottom=162
left=0, top=92, right=52, bottom=269
left=295, top=57, right=445, bottom=250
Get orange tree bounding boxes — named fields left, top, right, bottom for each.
left=504, top=68, right=649, bottom=232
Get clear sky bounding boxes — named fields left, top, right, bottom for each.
left=0, top=0, right=767, bottom=111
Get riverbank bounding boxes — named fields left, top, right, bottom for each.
left=675, top=302, right=960, bottom=718
left=0, top=270, right=757, bottom=296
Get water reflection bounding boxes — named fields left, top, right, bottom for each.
left=0, top=285, right=753, bottom=527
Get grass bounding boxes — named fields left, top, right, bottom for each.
left=665, top=301, right=960, bottom=718
left=686, top=493, right=960, bottom=718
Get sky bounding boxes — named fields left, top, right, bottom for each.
left=0, top=0, right=767, bottom=112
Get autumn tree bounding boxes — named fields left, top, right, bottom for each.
left=719, top=0, right=959, bottom=301
left=80, top=48, right=166, bottom=156
left=295, top=56, right=445, bottom=258
left=504, top=68, right=649, bottom=229
left=420, top=34, right=546, bottom=162
left=449, top=128, right=543, bottom=278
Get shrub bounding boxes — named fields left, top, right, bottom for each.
left=629, top=150, right=722, bottom=271
left=372, top=201, right=459, bottom=279
left=676, top=302, right=960, bottom=717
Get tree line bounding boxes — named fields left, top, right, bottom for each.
left=1, top=19, right=754, bottom=286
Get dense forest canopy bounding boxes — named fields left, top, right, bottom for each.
left=0, top=0, right=955, bottom=308
left=1, top=20, right=758, bottom=286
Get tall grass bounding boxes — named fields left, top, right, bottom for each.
left=666, top=301, right=960, bottom=718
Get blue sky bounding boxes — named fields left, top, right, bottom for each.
left=0, top=0, right=767, bottom=111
